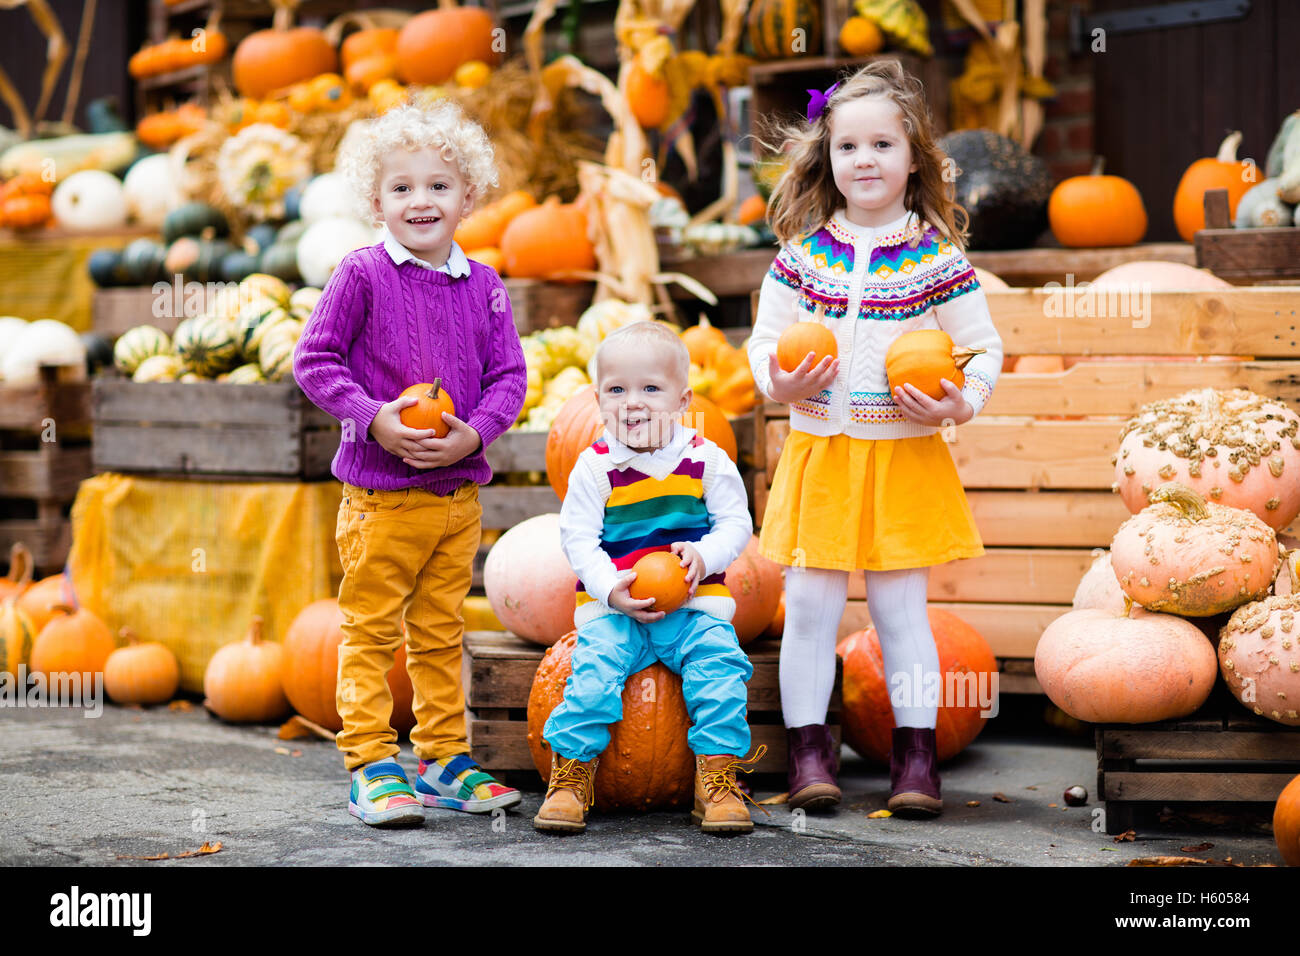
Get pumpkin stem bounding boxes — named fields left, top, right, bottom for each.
left=1090, top=156, right=1105, bottom=176
left=1148, top=482, right=1211, bottom=521
left=120, top=626, right=138, bottom=646
left=247, top=615, right=265, bottom=644
left=427, top=377, right=442, bottom=400
left=1122, top=594, right=1134, bottom=618
left=1216, top=131, right=1243, bottom=163
left=270, top=0, right=296, bottom=31
left=5, top=542, right=33, bottom=588
left=951, top=346, right=986, bottom=370
left=52, top=603, right=76, bottom=617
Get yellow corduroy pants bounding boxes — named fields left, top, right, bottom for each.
left=334, top=480, right=482, bottom=771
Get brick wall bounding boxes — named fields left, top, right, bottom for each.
left=1034, top=0, right=1096, bottom=184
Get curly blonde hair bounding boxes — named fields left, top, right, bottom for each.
left=337, top=100, right=499, bottom=225
left=760, top=59, right=968, bottom=250
left=596, top=321, right=690, bottom=387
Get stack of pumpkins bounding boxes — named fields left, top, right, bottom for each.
left=112, top=273, right=319, bottom=383
left=1037, top=387, right=1300, bottom=730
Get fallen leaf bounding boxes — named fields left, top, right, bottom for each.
left=993, top=792, right=1011, bottom=803
left=273, top=746, right=290, bottom=755
left=966, top=800, right=980, bottom=807
left=1025, top=785, right=1038, bottom=790
left=1127, top=855, right=1240, bottom=867
left=867, top=809, right=892, bottom=818
left=277, top=715, right=335, bottom=741
left=1048, top=803, right=1058, bottom=808
left=1114, top=829, right=1136, bottom=842
left=116, top=842, right=222, bottom=861
left=290, top=749, right=302, bottom=757
left=168, top=700, right=193, bottom=712
left=1100, top=847, right=1118, bottom=851
left=1181, top=842, right=1214, bottom=853
left=757, top=792, right=788, bottom=806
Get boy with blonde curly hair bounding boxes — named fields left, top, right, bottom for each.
left=295, top=101, right=527, bottom=826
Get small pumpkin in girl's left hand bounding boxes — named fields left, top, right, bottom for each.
left=398, top=377, right=455, bottom=438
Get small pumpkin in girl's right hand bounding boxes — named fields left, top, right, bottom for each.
left=398, top=377, right=456, bottom=437
left=776, top=322, right=837, bottom=373
left=885, top=329, right=984, bottom=401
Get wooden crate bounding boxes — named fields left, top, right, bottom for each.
left=91, top=379, right=339, bottom=480
left=1195, top=188, right=1300, bottom=285
left=93, top=287, right=184, bottom=339
left=1096, top=687, right=1300, bottom=835
left=0, top=368, right=94, bottom=574
left=462, top=630, right=841, bottom=780
left=751, top=287, right=1300, bottom=683
left=503, top=279, right=595, bottom=334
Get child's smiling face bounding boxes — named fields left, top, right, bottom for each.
left=373, top=146, right=474, bottom=265
left=597, top=342, right=692, bottom=452
left=828, top=95, right=918, bottom=228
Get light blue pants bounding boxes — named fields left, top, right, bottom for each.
left=543, top=608, right=753, bottom=761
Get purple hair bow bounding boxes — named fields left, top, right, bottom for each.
left=806, top=82, right=839, bottom=123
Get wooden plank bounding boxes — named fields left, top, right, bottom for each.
left=966, top=490, right=1130, bottom=547
left=93, top=380, right=306, bottom=427
left=983, top=289, right=1300, bottom=356
left=93, top=423, right=306, bottom=477
left=479, top=485, right=560, bottom=528
left=1196, top=228, right=1300, bottom=282
left=0, top=517, right=70, bottom=573
left=836, top=547, right=1095, bottom=604
left=0, top=381, right=93, bottom=431
left=0, top=447, right=93, bottom=500
left=987, top=360, right=1300, bottom=416
left=1102, top=771, right=1299, bottom=803
left=969, top=244, right=1196, bottom=286
left=840, top=601, right=1064, bottom=659
left=765, top=417, right=1124, bottom=489
left=485, top=431, right=548, bottom=473
left=1101, top=730, right=1300, bottom=761
left=93, top=287, right=181, bottom=338
left=503, top=278, right=595, bottom=333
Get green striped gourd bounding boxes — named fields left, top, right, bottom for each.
left=132, top=354, right=184, bottom=382
left=239, top=273, right=292, bottom=307
left=0, top=599, right=36, bottom=676
left=288, top=286, right=323, bottom=322
left=258, top=319, right=305, bottom=382
left=173, top=316, right=240, bottom=377
left=236, top=300, right=292, bottom=362
left=113, top=325, right=173, bottom=375
left=220, top=363, right=266, bottom=385
left=747, top=0, right=822, bottom=59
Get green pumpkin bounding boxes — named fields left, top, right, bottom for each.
left=275, top=219, right=309, bottom=246
left=119, top=238, right=167, bottom=285
left=260, top=242, right=302, bottom=283
left=173, top=316, right=240, bottom=377
left=746, top=0, right=821, bottom=59
left=221, top=249, right=262, bottom=283
left=258, top=319, right=304, bottom=382
left=162, top=202, right=230, bottom=244
left=246, top=223, right=279, bottom=253
left=113, top=325, right=173, bottom=375
left=88, top=248, right=124, bottom=287
left=165, top=238, right=233, bottom=283
left=220, top=363, right=266, bottom=385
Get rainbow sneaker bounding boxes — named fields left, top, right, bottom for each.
left=415, top=755, right=522, bottom=813
left=349, top=760, right=425, bottom=827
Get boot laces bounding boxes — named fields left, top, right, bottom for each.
left=701, top=745, right=771, bottom=817
left=547, top=756, right=595, bottom=810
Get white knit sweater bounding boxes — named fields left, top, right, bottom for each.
left=748, top=209, right=1003, bottom=440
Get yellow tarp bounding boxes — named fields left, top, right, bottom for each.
left=0, top=231, right=139, bottom=329
left=69, top=474, right=345, bottom=692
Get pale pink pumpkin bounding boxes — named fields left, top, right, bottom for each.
left=1219, top=593, right=1300, bottom=726
left=1072, top=550, right=1129, bottom=614
left=1034, top=606, right=1217, bottom=723
left=1111, top=483, right=1278, bottom=616
left=483, top=513, right=577, bottom=646
left=1114, top=388, right=1300, bottom=531
left=1089, top=260, right=1233, bottom=291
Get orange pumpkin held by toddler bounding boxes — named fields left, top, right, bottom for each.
left=886, top=329, right=985, bottom=401
left=399, top=377, right=455, bottom=438
left=629, top=551, right=691, bottom=614
left=777, top=322, right=837, bottom=373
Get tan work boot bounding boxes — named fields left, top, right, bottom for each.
left=691, top=745, right=768, bottom=834
left=533, top=753, right=598, bottom=833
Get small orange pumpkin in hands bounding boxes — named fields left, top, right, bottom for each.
left=398, top=377, right=456, bottom=438
left=777, top=321, right=837, bottom=373
left=629, top=551, right=691, bottom=614
left=886, top=329, right=985, bottom=401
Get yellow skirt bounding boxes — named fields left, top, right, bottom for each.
left=759, top=430, right=984, bottom=572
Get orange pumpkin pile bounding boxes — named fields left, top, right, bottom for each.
left=129, top=30, right=229, bottom=79
left=455, top=190, right=537, bottom=269
left=0, top=172, right=54, bottom=230
left=681, top=318, right=758, bottom=416
left=136, top=102, right=209, bottom=149
left=396, top=6, right=500, bottom=86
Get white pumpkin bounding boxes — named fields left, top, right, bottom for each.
left=296, top=217, right=374, bottom=288
left=299, top=173, right=357, bottom=224
left=122, top=154, right=182, bottom=228
left=1, top=319, right=87, bottom=385
left=50, top=170, right=128, bottom=232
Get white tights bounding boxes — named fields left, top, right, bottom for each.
left=779, top=566, right=939, bottom=730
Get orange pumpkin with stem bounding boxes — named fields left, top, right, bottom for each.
left=232, top=11, right=337, bottom=99
left=527, top=630, right=695, bottom=810
left=103, top=628, right=180, bottom=705
left=629, top=552, right=691, bottom=614
left=398, top=377, right=455, bottom=438
left=1173, top=131, right=1254, bottom=241
left=886, top=329, right=985, bottom=401
left=29, top=604, right=116, bottom=677
left=544, top=386, right=738, bottom=500
left=680, top=316, right=729, bottom=367
left=395, top=5, right=499, bottom=86
left=499, top=197, right=596, bottom=280
left=17, top=573, right=78, bottom=645
left=776, top=321, right=837, bottom=372
left=1049, top=158, right=1147, bottom=248
left=203, top=616, right=290, bottom=723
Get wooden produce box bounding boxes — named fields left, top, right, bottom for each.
left=462, top=630, right=841, bottom=781
left=91, top=379, right=339, bottom=480
left=0, top=368, right=94, bottom=575
left=752, top=286, right=1300, bottom=689
left=93, top=286, right=183, bottom=339
left=1195, top=188, right=1300, bottom=285
left=1096, top=687, right=1300, bottom=835
left=503, top=279, right=595, bottom=334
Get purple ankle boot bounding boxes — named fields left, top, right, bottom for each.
left=887, top=726, right=942, bottom=817
left=786, top=724, right=842, bottom=812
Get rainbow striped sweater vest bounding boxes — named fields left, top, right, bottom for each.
left=573, top=433, right=735, bottom=628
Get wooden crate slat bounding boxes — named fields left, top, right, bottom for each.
left=835, top=547, right=1096, bottom=604
left=1101, top=729, right=1300, bottom=761
left=503, top=278, right=594, bottom=333
left=93, top=423, right=306, bottom=476
left=967, top=490, right=1130, bottom=547
left=983, top=289, right=1300, bottom=356
left=484, top=431, right=549, bottom=473
left=0, top=517, right=70, bottom=572
left=479, top=485, right=560, bottom=528
left=987, top=360, right=1300, bottom=416
left=764, top=417, right=1124, bottom=489
left=94, top=380, right=305, bottom=427
left=0, top=382, right=92, bottom=431
left=840, top=600, right=1064, bottom=659
left=969, top=244, right=1196, bottom=286
left=0, top=447, right=92, bottom=501
left=1102, top=771, right=1298, bottom=803
left=1195, top=227, right=1300, bottom=282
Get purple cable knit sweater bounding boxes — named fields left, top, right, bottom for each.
left=293, top=244, right=527, bottom=495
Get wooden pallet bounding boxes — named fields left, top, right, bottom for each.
left=0, top=368, right=94, bottom=575
left=1096, top=687, right=1300, bottom=835
left=462, top=630, right=841, bottom=781
left=750, top=287, right=1300, bottom=678
left=1195, top=188, right=1300, bottom=285
left=91, top=379, right=339, bottom=480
